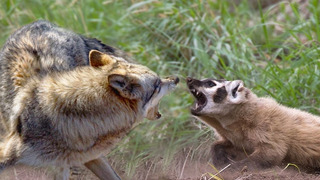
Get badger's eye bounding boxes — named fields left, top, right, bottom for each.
left=206, top=81, right=216, bottom=87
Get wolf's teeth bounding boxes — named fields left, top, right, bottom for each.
left=196, top=91, right=199, bottom=96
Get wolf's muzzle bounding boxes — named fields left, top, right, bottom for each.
left=166, top=76, right=179, bottom=85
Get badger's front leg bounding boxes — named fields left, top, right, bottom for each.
left=211, top=140, right=236, bottom=168
left=232, top=145, right=287, bottom=171
left=84, top=156, right=121, bottom=180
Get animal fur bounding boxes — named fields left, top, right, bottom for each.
left=0, top=20, right=179, bottom=180
left=186, top=77, right=320, bottom=170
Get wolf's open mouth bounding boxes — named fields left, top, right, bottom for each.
left=189, top=87, right=207, bottom=114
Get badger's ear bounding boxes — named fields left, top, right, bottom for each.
left=108, top=74, right=143, bottom=99
left=229, top=80, right=248, bottom=104
left=89, top=50, right=116, bottom=67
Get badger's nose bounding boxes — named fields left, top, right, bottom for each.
left=186, top=77, right=194, bottom=83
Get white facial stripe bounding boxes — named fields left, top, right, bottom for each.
left=199, top=80, right=247, bottom=113
left=227, top=80, right=244, bottom=103
left=204, top=81, right=225, bottom=93
left=194, top=80, right=230, bottom=114
left=195, top=82, right=219, bottom=114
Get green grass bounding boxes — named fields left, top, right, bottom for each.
left=1, top=0, right=320, bottom=178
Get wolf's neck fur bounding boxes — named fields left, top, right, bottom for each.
left=34, top=67, right=141, bottom=150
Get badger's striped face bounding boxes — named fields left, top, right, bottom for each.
left=186, top=77, right=247, bottom=116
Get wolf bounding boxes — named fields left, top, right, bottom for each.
left=186, top=77, right=320, bottom=171
left=0, top=20, right=179, bottom=180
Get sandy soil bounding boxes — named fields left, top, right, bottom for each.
left=143, top=162, right=320, bottom=180
left=0, top=165, right=51, bottom=180
left=2, top=160, right=320, bottom=180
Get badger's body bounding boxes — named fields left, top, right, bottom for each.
left=187, top=77, right=320, bottom=169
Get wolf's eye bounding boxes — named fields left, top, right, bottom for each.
left=206, top=81, right=216, bottom=87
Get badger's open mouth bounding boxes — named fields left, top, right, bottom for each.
left=189, top=87, right=207, bottom=114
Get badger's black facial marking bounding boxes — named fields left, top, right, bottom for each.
left=213, top=86, right=227, bottom=103
left=204, top=80, right=216, bottom=88
left=187, top=77, right=228, bottom=115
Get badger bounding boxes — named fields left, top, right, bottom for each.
left=187, top=77, right=320, bottom=170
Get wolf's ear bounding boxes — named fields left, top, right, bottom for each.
left=108, top=74, right=143, bottom=99
left=89, top=50, right=116, bottom=67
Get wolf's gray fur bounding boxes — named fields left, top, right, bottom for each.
left=0, top=20, right=178, bottom=180
left=0, top=20, right=133, bottom=125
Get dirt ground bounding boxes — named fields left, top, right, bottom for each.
left=2, top=160, right=320, bottom=180
left=141, top=162, right=320, bottom=180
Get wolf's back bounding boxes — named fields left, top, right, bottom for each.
left=0, top=20, right=128, bottom=128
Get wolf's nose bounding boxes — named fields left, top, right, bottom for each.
left=167, top=76, right=179, bottom=84
left=174, top=77, right=179, bottom=84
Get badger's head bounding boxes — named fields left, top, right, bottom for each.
left=186, top=77, right=250, bottom=116
left=89, top=50, right=179, bottom=120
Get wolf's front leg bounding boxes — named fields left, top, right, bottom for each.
left=0, top=135, right=21, bottom=172
left=54, top=166, right=70, bottom=180
left=84, top=156, right=121, bottom=180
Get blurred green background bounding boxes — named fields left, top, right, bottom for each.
left=0, top=0, right=319, bottom=179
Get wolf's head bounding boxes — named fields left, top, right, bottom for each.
left=186, top=77, right=250, bottom=117
left=89, top=50, right=179, bottom=120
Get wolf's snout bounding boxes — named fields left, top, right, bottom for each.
left=174, top=77, right=179, bottom=84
